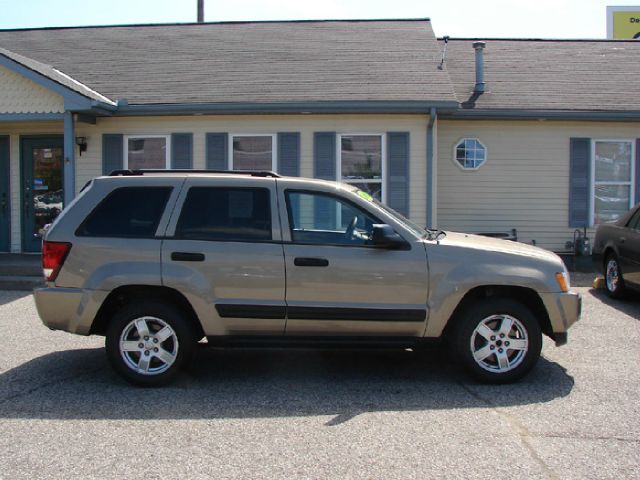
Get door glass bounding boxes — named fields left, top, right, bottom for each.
left=31, top=147, right=63, bottom=238
left=285, top=191, right=378, bottom=245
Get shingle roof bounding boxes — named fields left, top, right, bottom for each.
left=442, top=38, right=640, bottom=112
left=0, top=20, right=457, bottom=106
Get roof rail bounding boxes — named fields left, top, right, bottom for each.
left=108, top=169, right=281, bottom=178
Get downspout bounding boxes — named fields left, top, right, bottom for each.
left=426, top=107, right=437, bottom=228
left=63, top=111, right=76, bottom=206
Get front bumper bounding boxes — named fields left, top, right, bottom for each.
left=34, top=287, right=107, bottom=335
left=539, top=290, right=581, bottom=346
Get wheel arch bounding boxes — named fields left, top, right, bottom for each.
left=90, top=285, right=205, bottom=340
left=441, top=285, right=553, bottom=341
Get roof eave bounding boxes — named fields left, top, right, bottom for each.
left=443, top=109, right=640, bottom=121
left=0, top=51, right=115, bottom=113
left=113, top=101, right=459, bottom=116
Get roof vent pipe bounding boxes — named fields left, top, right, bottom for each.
left=197, top=0, right=204, bottom=23
left=472, top=41, right=486, bottom=93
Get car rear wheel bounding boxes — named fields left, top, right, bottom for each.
left=604, top=254, right=626, bottom=298
left=105, top=302, right=196, bottom=386
left=451, top=298, right=542, bottom=384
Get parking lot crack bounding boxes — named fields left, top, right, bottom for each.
left=0, top=368, right=102, bottom=406
left=459, top=382, right=561, bottom=480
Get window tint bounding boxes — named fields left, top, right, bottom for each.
left=176, top=187, right=272, bottom=242
left=627, top=208, right=640, bottom=230
left=77, top=187, right=171, bottom=237
left=286, top=191, right=378, bottom=246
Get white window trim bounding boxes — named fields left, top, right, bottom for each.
left=123, top=135, right=171, bottom=169
left=589, top=138, right=636, bottom=226
left=228, top=134, right=277, bottom=172
left=336, top=133, right=387, bottom=203
left=452, top=137, right=487, bottom=171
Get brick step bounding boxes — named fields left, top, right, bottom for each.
left=0, top=275, right=44, bottom=291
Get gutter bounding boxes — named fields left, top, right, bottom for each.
left=444, top=109, right=640, bottom=121
left=113, top=100, right=460, bottom=116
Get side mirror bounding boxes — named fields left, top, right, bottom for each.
left=372, top=224, right=408, bottom=249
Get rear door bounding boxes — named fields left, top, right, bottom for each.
left=278, top=180, right=429, bottom=337
left=162, top=177, right=286, bottom=336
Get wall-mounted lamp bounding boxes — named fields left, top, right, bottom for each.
left=75, top=137, right=88, bottom=156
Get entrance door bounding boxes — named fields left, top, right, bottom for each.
left=21, top=136, right=64, bottom=253
left=0, top=136, right=9, bottom=252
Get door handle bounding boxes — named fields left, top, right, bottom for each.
left=620, top=237, right=626, bottom=244
left=294, top=257, right=329, bottom=267
left=171, top=252, right=205, bottom=262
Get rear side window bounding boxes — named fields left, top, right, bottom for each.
left=77, top=187, right=172, bottom=238
left=175, top=187, right=272, bottom=242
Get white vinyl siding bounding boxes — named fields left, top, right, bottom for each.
left=437, top=120, right=640, bottom=252
left=0, top=65, right=64, bottom=114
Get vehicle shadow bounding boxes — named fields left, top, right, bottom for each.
left=0, top=346, right=574, bottom=423
left=588, top=288, right=640, bottom=318
left=0, top=290, right=33, bottom=306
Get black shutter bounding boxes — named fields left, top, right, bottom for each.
left=278, top=132, right=300, bottom=176
left=387, top=132, right=410, bottom=216
left=313, top=132, right=337, bottom=228
left=314, top=132, right=336, bottom=180
left=171, top=133, right=193, bottom=169
left=206, top=133, right=228, bottom=170
left=569, top=138, right=591, bottom=227
left=102, top=134, right=123, bottom=175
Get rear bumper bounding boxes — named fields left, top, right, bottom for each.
left=539, top=290, right=581, bottom=346
left=34, top=287, right=107, bottom=335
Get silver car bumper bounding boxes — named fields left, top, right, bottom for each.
left=34, top=287, right=107, bottom=335
left=539, top=290, right=581, bottom=346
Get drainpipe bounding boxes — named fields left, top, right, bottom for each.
left=426, top=107, right=437, bottom=228
left=63, top=111, right=75, bottom=206
left=473, top=41, right=486, bottom=93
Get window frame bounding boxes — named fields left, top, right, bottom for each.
left=337, top=133, right=387, bottom=204
left=228, top=134, right=278, bottom=172
left=174, top=186, right=274, bottom=243
left=452, top=137, right=487, bottom=171
left=123, top=135, right=171, bottom=170
left=284, top=188, right=385, bottom=248
left=589, top=138, right=636, bottom=226
left=75, top=186, right=173, bottom=239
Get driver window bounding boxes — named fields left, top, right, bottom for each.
left=286, top=191, right=377, bottom=245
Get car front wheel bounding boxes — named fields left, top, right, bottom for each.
left=451, top=298, right=542, bottom=384
left=105, top=302, right=196, bottom=386
left=605, top=254, right=626, bottom=298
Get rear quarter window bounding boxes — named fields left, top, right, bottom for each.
left=76, top=186, right=172, bottom=238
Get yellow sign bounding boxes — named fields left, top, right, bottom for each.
left=608, top=7, right=640, bottom=39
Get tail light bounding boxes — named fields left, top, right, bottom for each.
left=42, top=241, right=72, bottom=282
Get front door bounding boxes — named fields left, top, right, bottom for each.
left=21, top=136, right=64, bottom=252
left=278, top=185, right=429, bottom=337
left=0, top=136, right=10, bottom=252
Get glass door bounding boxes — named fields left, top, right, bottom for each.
left=21, top=136, right=64, bottom=252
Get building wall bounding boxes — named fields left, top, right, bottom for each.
left=0, top=66, right=64, bottom=114
left=1, top=114, right=429, bottom=252
left=437, top=120, right=640, bottom=251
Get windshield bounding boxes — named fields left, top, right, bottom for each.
left=350, top=187, right=426, bottom=238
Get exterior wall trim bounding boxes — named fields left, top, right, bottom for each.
left=446, top=109, right=640, bottom=121
left=0, top=113, right=65, bottom=121
left=115, top=101, right=460, bottom=116
left=0, top=53, right=111, bottom=112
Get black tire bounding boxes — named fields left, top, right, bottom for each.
left=604, top=253, right=626, bottom=299
left=450, top=298, right=542, bottom=384
left=105, top=301, right=196, bottom=387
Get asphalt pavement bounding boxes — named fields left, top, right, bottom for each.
left=0, top=287, right=638, bottom=479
